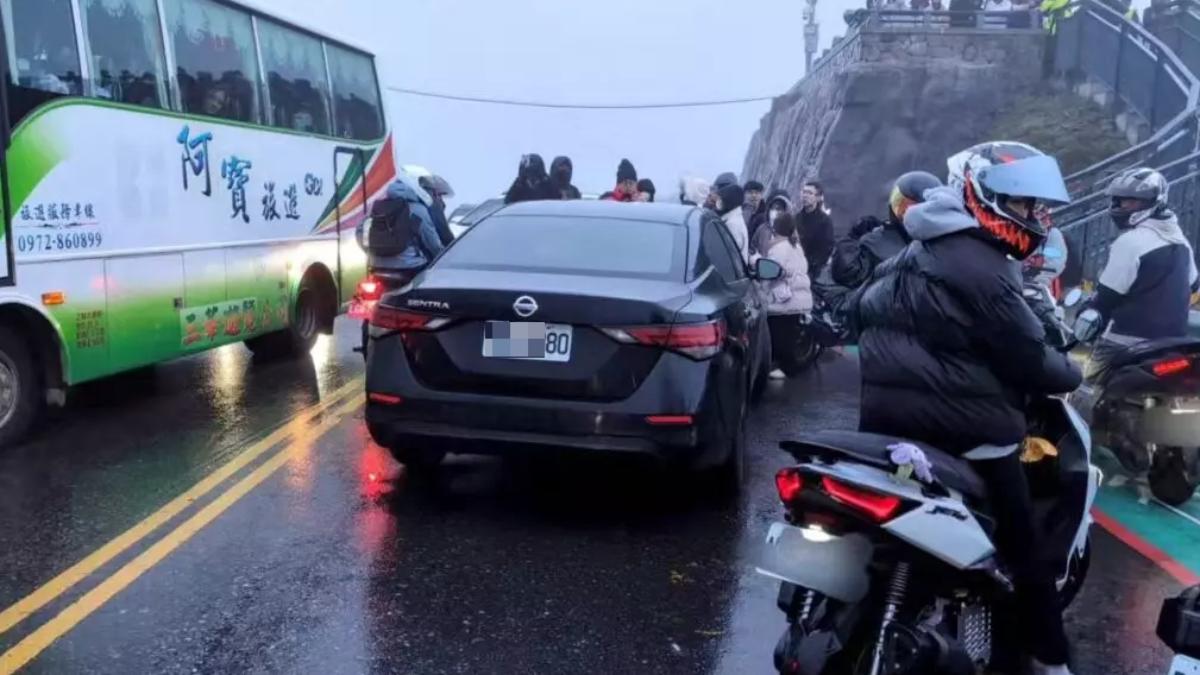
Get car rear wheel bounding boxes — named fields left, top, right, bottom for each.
left=711, top=405, right=747, bottom=497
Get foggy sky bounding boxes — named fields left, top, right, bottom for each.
left=253, top=0, right=858, bottom=207
left=256, top=0, right=1153, bottom=208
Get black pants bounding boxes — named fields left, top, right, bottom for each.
left=972, top=452, right=1071, bottom=668
left=768, top=314, right=803, bottom=370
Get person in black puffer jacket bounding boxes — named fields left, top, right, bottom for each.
left=848, top=141, right=1081, bottom=675
left=831, top=171, right=940, bottom=289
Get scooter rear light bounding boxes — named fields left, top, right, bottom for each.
left=775, top=468, right=805, bottom=504
left=1153, top=357, right=1193, bottom=377
left=821, top=476, right=902, bottom=522
left=357, top=276, right=383, bottom=301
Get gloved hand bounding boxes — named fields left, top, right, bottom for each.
left=849, top=216, right=882, bottom=240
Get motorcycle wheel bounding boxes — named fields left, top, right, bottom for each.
left=780, top=330, right=824, bottom=377
left=1150, top=447, right=1200, bottom=507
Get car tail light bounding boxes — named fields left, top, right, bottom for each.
left=368, top=392, right=403, bottom=405
left=775, top=468, right=805, bottom=504
left=1153, top=357, right=1193, bottom=377
left=602, top=320, right=726, bottom=359
left=821, top=476, right=902, bottom=522
left=357, top=276, right=383, bottom=301
left=645, top=415, right=694, bottom=426
left=370, top=305, right=451, bottom=332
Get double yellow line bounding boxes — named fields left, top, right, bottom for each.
left=0, top=378, right=364, bottom=673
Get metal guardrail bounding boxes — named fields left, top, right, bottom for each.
left=1051, top=1, right=1200, bottom=202
left=1049, top=1, right=1200, bottom=285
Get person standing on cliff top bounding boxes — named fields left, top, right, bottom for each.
left=798, top=181, right=835, bottom=278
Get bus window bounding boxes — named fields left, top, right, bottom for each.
left=3, top=0, right=82, bottom=125
left=258, top=20, right=330, bottom=135
left=163, top=0, right=260, bottom=123
left=325, top=44, right=382, bottom=141
left=80, top=0, right=169, bottom=109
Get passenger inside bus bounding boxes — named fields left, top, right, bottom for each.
left=9, top=0, right=82, bottom=98
left=83, top=0, right=168, bottom=109
left=168, top=0, right=261, bottom=123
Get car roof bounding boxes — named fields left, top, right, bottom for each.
left=493, top=200, right=699, bottom=226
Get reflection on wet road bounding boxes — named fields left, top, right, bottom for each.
left=0, top=321, right=1185, bottom=673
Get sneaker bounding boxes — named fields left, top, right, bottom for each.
left=769, top=368, right=787, bottom=380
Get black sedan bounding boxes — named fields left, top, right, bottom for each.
left=364, top=200, right=780, bottom=491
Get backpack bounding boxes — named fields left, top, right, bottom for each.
left=366, top=197, right=421, bottom=257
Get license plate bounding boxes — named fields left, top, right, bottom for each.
left=1170, top=655, right=1200, bottom=674
left=755, top=522, right=873, bottom=603
left=482, top=322, right=572, bottom=362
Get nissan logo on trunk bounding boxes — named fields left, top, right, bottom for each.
left=513, top=295, right=538, bottom=318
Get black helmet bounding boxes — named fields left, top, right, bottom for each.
left=889, top=171, right=942, bottom=223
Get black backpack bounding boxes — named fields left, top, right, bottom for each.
left=366, top=197, right=422, bottom=257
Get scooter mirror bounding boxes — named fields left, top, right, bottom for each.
left=1063, top=288, right=1084, bottom=308
left=1073, top=308, right=1103, bottom=342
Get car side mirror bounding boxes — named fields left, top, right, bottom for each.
left=754, top=258, right=784, bottom=281
left=1062, top=287, right=1084, bottom=308
left=1073, top=308, right=1103, bottom=342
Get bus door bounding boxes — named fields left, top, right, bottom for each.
left=333, top=146, right=368, bottom=305
left=0, top=14, right=15, bottom=286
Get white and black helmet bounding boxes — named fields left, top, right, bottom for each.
left=1106, top=167, right=1168, bottom=229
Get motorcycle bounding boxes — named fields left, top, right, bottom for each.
left=759, top=303, right=1097, bottom=675
left=1066, top=292, right=1200, bottom=506
left=350, top=270, right=416, bottom=359
left=773, top=277, right=854, bottom=377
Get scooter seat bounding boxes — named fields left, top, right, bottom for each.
left=1104, top=337, right=1200, bottom=374
left=781, top=430, right=988, bottom=500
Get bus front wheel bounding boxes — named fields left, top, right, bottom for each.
left=0, top=325, right=42, bottom=447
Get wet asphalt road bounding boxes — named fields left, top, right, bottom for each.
left=0, top=318, right=1183, bottom=674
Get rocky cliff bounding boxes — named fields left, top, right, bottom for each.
left=743, top=20, right=1047, bottom=229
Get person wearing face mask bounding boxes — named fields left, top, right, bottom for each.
left=751, top=189, right=794, bottom=256
left=831, top=171, right=941, bottom=289
left=549, top=156, right=582, bottom=200
left=1084, top=167, right=1199, bottom=379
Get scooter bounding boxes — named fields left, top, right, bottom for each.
left=759, top=308, right=1097, bottom=674
left=1158, top=585, right=1200, bottom=674
left=1066, top=293, right=1200, bottom=506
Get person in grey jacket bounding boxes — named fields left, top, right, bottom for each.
left=358, top=176, right=445, bottom=275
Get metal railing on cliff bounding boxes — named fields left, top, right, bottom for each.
left=1049, top=0, right=1200, bottom=282
left=796, top=3, right=1199, bottom=284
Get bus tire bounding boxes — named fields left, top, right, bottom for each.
left=0, top=325, right=43, bottom=447
left=245, top=277, right=325, bottom=359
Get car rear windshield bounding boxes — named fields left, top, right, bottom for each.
left=437, top=215, right=686, bottom=280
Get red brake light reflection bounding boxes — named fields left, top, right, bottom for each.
left=358, top=277, right=382, bottom=300
left=1153, top=357, right=1192, bottom=377
left=821, top=476, right=901, bottom=522
left=775, top=468, right=804, bottom=504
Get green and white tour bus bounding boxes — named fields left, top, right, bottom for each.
left=0, top=0, right=396, bottom=443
